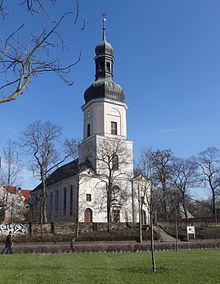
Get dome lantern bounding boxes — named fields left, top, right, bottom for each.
left=84, top=16, right=125, bottom=104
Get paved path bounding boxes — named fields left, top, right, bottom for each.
left=1, top=239, right=220, bottom=253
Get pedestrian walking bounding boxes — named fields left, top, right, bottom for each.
left=1, top=232, right=13, bottom=254
left=69, top=238, right=75, bottom=253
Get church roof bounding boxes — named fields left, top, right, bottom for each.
left=95, top=40, right=113, bottom=56
left=32, top=158, right=94, bottom=191
left=84, top=78, right=125, bottom=103
left=33, top=159, right=80, bottom=191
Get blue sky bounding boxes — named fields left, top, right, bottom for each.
left=1, top=0, right=220, bottom=194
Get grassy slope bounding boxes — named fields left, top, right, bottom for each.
left=0, top=250, right=219, bottom=284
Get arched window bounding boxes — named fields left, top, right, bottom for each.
left=84, top=208, right=93, bottom=223
left=141, top=209, right=147, bottom=225
left=112, top=185, right=120, bottom=205
left=112, top=154, right=119, bottom=170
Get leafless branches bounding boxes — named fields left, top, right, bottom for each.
left=198, top=147, right=220, bottom=222
left=88, top=138, right=132, bottom=231
left=0, top=139, right=22, bottom=187
left=0, top=1, right=87, bottom=104
left=171, top=157, right=198, bottom=219
left=21, top=120, right=79, bottom=223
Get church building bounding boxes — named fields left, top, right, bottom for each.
left=31, top=18, right=149, bottom=225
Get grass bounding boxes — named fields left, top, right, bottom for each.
left=0, top=249, right=219, bottom=284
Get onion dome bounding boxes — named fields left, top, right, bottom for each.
left=84, top=78, right=124, bottom=103
left=95, top=40, right=114, bottom=56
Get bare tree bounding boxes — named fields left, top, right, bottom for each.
left=0, top=140, right=23, bottom=222
left=198, top=147, right=220, bottom=222
left=141, top=149, right=174, bottom=222
left=0, top=139, right=22, bottom=187
left=171, top=157, right=198, bottom=220
left=139, top=149, right=160, bottom=272
left=21, top=120, right=79, bottom=224
left=0, top=0, right=86, bottom=104
left=132, top=172, right=150, bottom=243
left=87, top=138, right=133, bottom=232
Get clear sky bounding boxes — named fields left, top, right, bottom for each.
left=1, top=0, right=220, bottom=192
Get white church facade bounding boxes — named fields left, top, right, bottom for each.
left=31, top=19, right=150, bottom=225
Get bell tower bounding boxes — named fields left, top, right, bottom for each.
left=79, top=16, right=133, bottom=175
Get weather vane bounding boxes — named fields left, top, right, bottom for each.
left=102, top=13, right=107, bottom=41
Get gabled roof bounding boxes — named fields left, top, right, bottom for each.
left=20, top=190, right=32, bottom=203
left=5, top=186, right=17, bottom=194
left=32, top=158, right=94, bottom=192
left=33, top=159, right=80, bottom=191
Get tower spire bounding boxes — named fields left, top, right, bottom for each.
left=102, top=13, right=107, bottom=41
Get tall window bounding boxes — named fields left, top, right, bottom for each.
left=49, top=192, right=53, bottom=210
left=63, top=188, right=66, bottom=216
left=54, top=190, right=59, bottom=217
left=112, top=154, right=119, bottom=170
left=70, top=185, right=73, bottom=216
left=106, top=62, right=111, bottom=72
left=111, top=121, right=117, bottom=135
left=87, top=124, right=91, bottom=137
left=86, top=193, right=91, bottom=202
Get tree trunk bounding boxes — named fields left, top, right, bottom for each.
left=42, top=177, right=48, bottom=224
left=212, top=190, right=217, bottom=223
left=107, top=188, right=112, bottom=232
left=138, top=186, right=142, bottom=243
left=182, top=192, right=188, bottom=220
left=162, top=185, right=168, bottom=222
left=175, top=206, right=178, bottom=251
left=150, top=212, right=156, bottom=272
left=107, top=200, right=111, bottom=232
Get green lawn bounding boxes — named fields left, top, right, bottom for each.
left=0, top=250, right=219, bottom=284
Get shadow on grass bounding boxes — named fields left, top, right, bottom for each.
left=117, top=266, right=171, bottom=274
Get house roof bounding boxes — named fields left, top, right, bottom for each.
left=20, top=190, right=32, bottom=203
left=5, top=186, right=17, bottom=194
left=4, top=186, right=31, bottom=203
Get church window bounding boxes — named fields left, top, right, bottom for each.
left=54, top=190, right=59, bottom=217
left=112, top=154, right=119, bottom=170
left=70, top=186, right=73, bottom=216
left=49, top=192, right=53, bottom=210
left=86, top=194, right=91, bottom=202
left=106, top=62, right=111, bottom=72
left=111, top=121, right=117, bottom=135
left=87, top=124, right=91, bottom=137
left=63, top=188, right=66, bottom=216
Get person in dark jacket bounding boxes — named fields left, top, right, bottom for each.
left=1, top=232, right=12, bottom=254
left=69, top=238, right=75, bottom=253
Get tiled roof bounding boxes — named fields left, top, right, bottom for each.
left=20, top=190, right=32, bottom=203
left=5, top=186, right=17, bottom=193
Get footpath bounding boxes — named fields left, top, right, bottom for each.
left=1, top=239, right=220, bottom=254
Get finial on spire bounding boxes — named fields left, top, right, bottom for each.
left=102, top=13, right=107, bottom=41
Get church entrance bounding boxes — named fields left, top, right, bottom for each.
left=84, top=208, right=93, bottom=223
left=113, top=209, right=120, bottom=224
